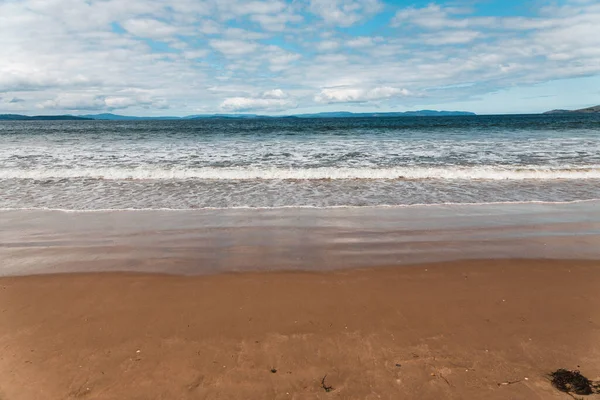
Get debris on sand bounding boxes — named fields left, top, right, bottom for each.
left=550, top=369, right=596, bottom=396
left=497, top=379, right=522, bottom=387
left=321, top=375, right=334, bottom=392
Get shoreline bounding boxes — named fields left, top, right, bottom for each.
left=1, top=259, right=599, bottom=399
left=3, top=257, right=600, bottom=279
left=1, top=197, right=600, bottom=212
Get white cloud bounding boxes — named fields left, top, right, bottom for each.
left=420, top=30, right=481, bottom=45
left=263, top=89, right=288, bottom=99
left=346, top=37, right=378, bottom=48
left=223, top=28, right=268, bottom=40
left=210, top=39, right=259, bottom=56
left=250, top=13, right=303, bottom=31
left=0, top=69, right=98, bottom=92
left=316, top=40, right=339, bottom=51
left=231, top=1, right=286, bottom=16
left=38, top=93, right=168, bottom=111
left=122, top=19, right=182, bottom=39
left=315, top=86, right=410, bottom=103
left=263, top=47, right=302, bottom=72
left=309, top=0, right=383, bottom=26
left=182, top=49, right=209, bottom=59
left=391, top=4, right=497, bottom=30
left=221, top=89, right=296, bottom=112
left=1, top=0, right=600, bottom=115
left=38, top=94, right=107, bottom=111
left=198, top=20, right=222, bottom=35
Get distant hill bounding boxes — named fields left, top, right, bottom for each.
left=187, top=114, right=262, bottom=119
left=295, top=110, right=476, bottom=118
left=543, top=109, right=571, bottom=114
left=81, top=113, right=265, bottom=120
left=80, top=113, right=180, bottom=120
left=544, top=105, right=600, bottom=114
left=0, top=114, right=90, bottom=121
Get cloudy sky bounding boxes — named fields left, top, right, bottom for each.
left=1, top=0, right=599, bottom=116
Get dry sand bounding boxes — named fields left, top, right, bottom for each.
left=1, top=259, right=600, bottom=399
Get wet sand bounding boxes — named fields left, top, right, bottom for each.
left=1, top=203, right=600, bottom=399
left=2, top=201, right=600, bottom=276
left=1, top=259, right=600, bottom=400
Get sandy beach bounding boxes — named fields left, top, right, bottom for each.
left=3, top=0, right=600, bottom=398
left=1, top=259, right=600, bottom=400
left=1, top=204, right=600, bottom=399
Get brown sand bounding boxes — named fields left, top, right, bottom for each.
left=1, top=259, right=600, bottom=399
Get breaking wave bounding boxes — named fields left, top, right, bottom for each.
left=1, top=166, right=600, bottom=181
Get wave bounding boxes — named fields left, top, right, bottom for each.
left=2, top=166, right=600, bottom=181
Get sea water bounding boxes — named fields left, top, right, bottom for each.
left=1, top=114, right=600, bottom=210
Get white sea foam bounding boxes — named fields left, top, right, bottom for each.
left=2, top=166, right=600, bottom=180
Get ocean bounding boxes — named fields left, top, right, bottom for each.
left=2, top=114, right=600, bottom=275
left=1, top=114, right=600, bottom=210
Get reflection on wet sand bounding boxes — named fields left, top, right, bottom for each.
left=1, top=201, right=599, bottom=276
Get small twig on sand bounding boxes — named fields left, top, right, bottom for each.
left=321, top=375, right=334, bottom=392
left=498, top=379, right=523, bottom=387
left=566, top=394, right=584, bottom=400
left=439, top=374, right=452, bottom=387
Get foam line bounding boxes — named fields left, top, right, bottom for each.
left=2, top=166, right=600, bottom=180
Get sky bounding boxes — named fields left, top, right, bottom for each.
left=0, top=0, right=599, bottom=116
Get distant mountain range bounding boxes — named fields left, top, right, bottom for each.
left=79, top=113, right=180, bottom=121
left=0, top=110, right=475, bottom=121
left=292, top=110, right=476, bottom=118
left=3, top=107, right=600, bottom=121
left=81, top=110, right=477, bottom=120
left=543, top=105, right=600, bottom=114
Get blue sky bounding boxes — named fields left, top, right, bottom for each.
left=0, top=0, right=599, bottom=115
